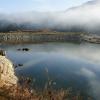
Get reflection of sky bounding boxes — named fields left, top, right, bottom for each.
left=5, top=42, right=100, bottom=65
left=1, top=42, right=100, bottom=99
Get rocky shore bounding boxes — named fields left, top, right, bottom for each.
left=0, top=55, right=17, bottom=87
left=0, top=32, right=82, bottom=44
left=0, top=31, right=100, bottom=44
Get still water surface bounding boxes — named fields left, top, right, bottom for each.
left=1, top=42, right=100, bottom=99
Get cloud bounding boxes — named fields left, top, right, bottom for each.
left=0, top=0, right=100, bottom=33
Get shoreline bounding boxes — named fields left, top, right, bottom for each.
left=0, top=31, right=99, bottom=44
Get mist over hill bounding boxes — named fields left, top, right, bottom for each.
left=0, top=0, right=100, bottom=34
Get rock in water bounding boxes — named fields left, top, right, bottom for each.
left=0, top=56, right=18, bottom=87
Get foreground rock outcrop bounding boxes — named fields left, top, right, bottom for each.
left=0, top=56, right=17, bottom=87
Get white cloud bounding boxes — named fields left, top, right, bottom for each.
left=0, top=0, right=100, bottom=33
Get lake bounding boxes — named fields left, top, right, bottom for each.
left=0, top=42, right=100, bottom=99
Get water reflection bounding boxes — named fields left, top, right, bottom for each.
left=0, top=42, right=100, bottom=99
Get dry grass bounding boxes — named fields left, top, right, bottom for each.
left=0, top=67, right=94, bottom=100
left=0, top=77, right=93, bottom=100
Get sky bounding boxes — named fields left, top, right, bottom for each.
left=0, top=0, right=91, bottom=13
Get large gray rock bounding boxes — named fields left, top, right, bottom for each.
left=0, top=56, right=18, bottom=87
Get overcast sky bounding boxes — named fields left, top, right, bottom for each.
left=0, top=0, right=91, bottom=13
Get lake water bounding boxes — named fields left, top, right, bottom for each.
left=1, top=42, right=100, bottom=99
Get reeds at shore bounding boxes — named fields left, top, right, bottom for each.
left=0, top=76, right=93, bottom=100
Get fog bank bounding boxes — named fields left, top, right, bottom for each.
left=0, top=0, right=100, bottom=34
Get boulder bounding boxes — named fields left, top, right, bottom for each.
left=0, top=56, right=18, bottom=87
